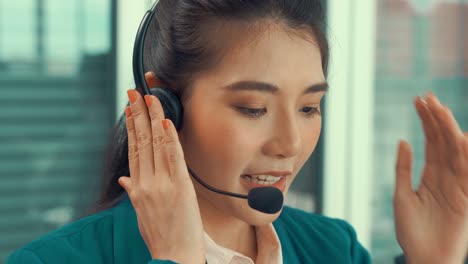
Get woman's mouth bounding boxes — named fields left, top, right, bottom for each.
left=240, top=174, right=286, bottom=192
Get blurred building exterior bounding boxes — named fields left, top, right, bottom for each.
left=372, top=0, right=468, bottom=262
left=0, top=0, right=115, bottom=261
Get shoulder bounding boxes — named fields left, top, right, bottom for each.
left=274, top=206, right=371, bottom=263
left=276, top=205, right=356, bottom=239
left=6, top=204, right=120, bottom=264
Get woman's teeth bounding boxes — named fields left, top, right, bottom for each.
left=242, top=175, right=282, bottom=185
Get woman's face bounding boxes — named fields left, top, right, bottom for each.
left=178, top=24, right=326, bottom=225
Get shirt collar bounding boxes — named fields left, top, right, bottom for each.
left=204, top=223, right=283, bottom=264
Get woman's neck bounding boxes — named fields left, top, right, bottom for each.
left=197, top=196, right=258, bottom=261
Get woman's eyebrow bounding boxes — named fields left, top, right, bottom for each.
left=222, top=80, right=328, bottom=95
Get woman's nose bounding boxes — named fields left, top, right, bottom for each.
left=262, top=117, right=302, bottom=159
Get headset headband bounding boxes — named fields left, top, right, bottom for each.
left=132, top=1, right=159, bottom=96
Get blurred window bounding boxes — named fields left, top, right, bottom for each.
left=0, top=0, right=115, bottom=261
left=371, top=0, right=468, bottom=262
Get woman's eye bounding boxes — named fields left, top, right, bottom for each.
left=235, top=106, right=321, bottom=120
left=302, top=107, right=321, bottom=117
left=236, top=107, right=266, bottom=119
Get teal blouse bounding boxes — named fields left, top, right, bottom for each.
left=7, top=194, right=371, bottom=263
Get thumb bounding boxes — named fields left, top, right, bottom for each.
left=118, top=176, right=133, bottom=193
left=394, top=140, right=414, bottom=200
left=464, top=131, right=468, bottom=137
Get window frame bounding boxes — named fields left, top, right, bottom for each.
left=323, top=0, right=377, bottom=250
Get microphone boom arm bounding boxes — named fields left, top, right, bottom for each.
left=187, top=166, right=248, bottom=199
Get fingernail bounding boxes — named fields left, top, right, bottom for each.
left=416, top=96, right=427, bottom=105
left=127, top=90, right=138, bottom=104
left=162, top=119, right=169, bottom=130
left=125, top=106, right=132, bottom=118
left=428, top=91, right=440, bottom=104
left=144, top=95, right=153, bottom=107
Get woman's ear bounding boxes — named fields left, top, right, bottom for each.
left=144, top=71, right=165, bottom=88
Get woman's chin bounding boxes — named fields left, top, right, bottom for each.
left=237, top=184, right=289, bottom=225
left=194, top=182, right=287, bottom=225
left=240, top=206, right=284, bottom=226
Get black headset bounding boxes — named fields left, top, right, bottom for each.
left=130, top=0, right=284, bottom=215
left=132, top=1, right=184, bottom=131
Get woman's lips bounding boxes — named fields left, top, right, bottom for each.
left=240, top=175, right=287, bottom=192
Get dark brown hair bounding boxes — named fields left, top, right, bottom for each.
left=93, top=0, right=329, bottom=212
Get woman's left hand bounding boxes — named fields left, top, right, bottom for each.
left=393, top=92, right=468, bottom=264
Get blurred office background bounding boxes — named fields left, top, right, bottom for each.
left=0, top=0, right=467, bottom=263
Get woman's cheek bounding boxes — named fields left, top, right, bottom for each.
left=305, top=119, right=322, bottom=153
left=223, top=122, right=253, bottom=150
left=200, top=119, right=247, bottom=160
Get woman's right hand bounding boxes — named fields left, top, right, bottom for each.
left=118, top=89, right=206, bottom=264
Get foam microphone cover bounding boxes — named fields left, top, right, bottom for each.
left=247, top=187, right=284, bottom=214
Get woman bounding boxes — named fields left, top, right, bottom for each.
left=7, top=0, right=468, bottom=263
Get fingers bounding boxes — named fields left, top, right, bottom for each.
left=462, top=136, right=468, bottom=190
left=161, top=118, right=190, bottom=183
left=425, top=93, right=467, bottom=178
left=464, top=132, right=468, bottom=155
left=144, top=95, right=188, bottom=183
left=118, top=176, right=133, bottom=193
left=395, top=140, right=414, bottom=199
left=125, top=106, right=140, bottom=182
left=415, top=96, right=442, bottom=164
left=144, top=95, right=170, bottom=179
left=128, top=90, right=156, bottom=181
left=426, top=92, right=463, bottom=155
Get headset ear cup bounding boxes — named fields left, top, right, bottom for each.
left=149, top=87, right=184, bottom=131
